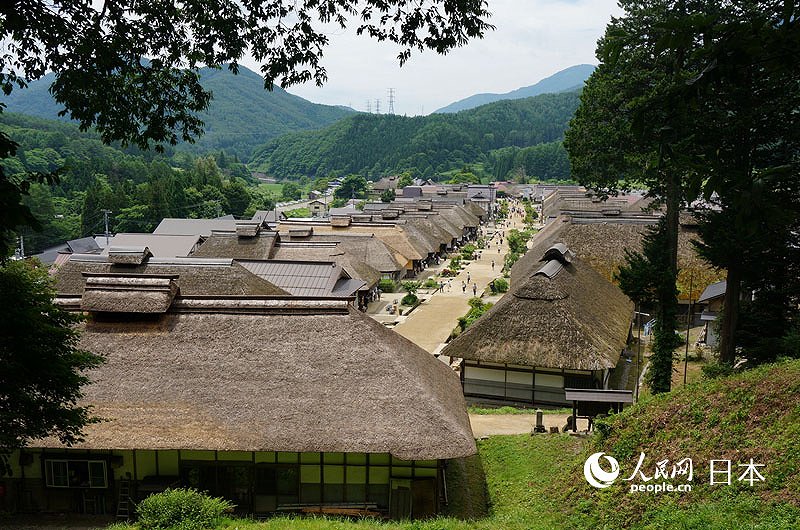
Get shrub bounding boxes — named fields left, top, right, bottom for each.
left=136, top=488, right=233, bottom=530
left=401, top=293, right=419, bottom=306
left=460, top=244, right=477, bottom=260
left=493, top=277, right=509, bottom=293
left=449, top=256, right=462, bottom=270
left=401, top=280, right=421, bottom=294
left=378, top=279, right=396, bottom=293
left=440, top=268, right=457, bottom=277
left=422, top=278, right=439, bottom=289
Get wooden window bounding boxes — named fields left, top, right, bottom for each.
left=45, top=460, right=108, bottom=489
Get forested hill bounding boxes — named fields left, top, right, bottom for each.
left=1, top=65, right=353, bottom=161
left=434, top=64, right=595, bottom=114
left=249, top=90, right=580, bottom=180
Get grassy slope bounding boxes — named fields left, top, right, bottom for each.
left=108, top=361, right=800, bottom=530
left=563, top=360, right=800, bottom=529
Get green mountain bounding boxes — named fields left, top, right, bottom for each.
left=434, top=64, right=595, bottom=114
left=1, top=65, right=353, bottom=161
left=249, top=90, right=580, bottom=180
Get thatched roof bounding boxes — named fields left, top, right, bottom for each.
left=463, top=201, right=487, bottom=218
left=107, top=246, right=153, bottom=265
left=279, top=222, right=427, bottom=264
left=443, top=246, right=633, bottom=370
left=511, top=216, right=724, bottom=299
left=191, top=231, right=278, bottom=260
left=40, top=298, right=476, bottom=460
left=55, top=255, right=289, bottom=297
left=80, top=274, right=178, bottom=313
left=273, top=234, right=403, bottom=287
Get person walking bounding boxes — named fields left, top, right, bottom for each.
left=466, top=272, right=471, bottom=284
left=491, top=259, right=495, bottom=271
left=462, top=280, right=467, bottom=294
left=472, top=283, right=478, bottom=296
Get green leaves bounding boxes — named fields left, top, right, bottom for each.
left=0, top=260, right=104, bottom=450
left=3, top=1, right=493, bottom=151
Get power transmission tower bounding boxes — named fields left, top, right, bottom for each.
left=387, top=88, right=395, bottom=114
left=366, top=100, right=372, bottom=113
left=375, top=99, right=381, bottom=114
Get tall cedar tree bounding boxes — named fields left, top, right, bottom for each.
left=565, top=0, right=701, bottom=392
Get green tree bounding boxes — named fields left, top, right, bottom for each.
left=0, top=260, right=104, bottom=449
left=397, top=172, right=414, bottom=188
left=564, top=0, right=702, bottom=392
left=616, top=219, right=682, bottom=393
left=380, top=188, right=396, bottom=202
left=335, top=174, right=368, bottom=201
left=2, top=1, right=491, bottom=152
left=281, top=182, right=302, bottom=201
left=223, top=179, right=252, bottom=217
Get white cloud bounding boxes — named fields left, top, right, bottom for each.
left=241, top=0, right=623, bottom=115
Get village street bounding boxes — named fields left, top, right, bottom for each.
left=390, top=205, right=526, bottom=354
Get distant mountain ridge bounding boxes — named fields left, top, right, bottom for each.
left=434, top=64, right=595, bottom=114
left=1, top=65, right=354, bottom=161
left=250, top=90, right=580, bottom=180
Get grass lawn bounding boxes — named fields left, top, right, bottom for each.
left=98, top=361, right=800, bottom=530
left=257, top=183, right=284, bottom=196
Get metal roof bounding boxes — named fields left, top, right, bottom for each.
left=698, top=280, right=726, bottom=303
left=564, top=389, right=634, bottom=403
left=153, top=218, right=237, bottom=236
left=238, top=260, right=349, bottom=297
left=100, top=233, right=202, bottom=258
left=68, top=237, right=101, bottom=254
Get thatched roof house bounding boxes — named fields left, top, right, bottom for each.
left=514, top=216, right=724, bottom=301
left=45, top=296, right=474, bottom=459
left=190, top=230, right=279, bottom=260
left=443, top=242, right=633, bottom=406
left=54, top=254, right=288, bottom=296
left=14, top=284, right=474, bottom=518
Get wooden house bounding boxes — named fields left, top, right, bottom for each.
left=442, top=243, right=633, bottom=407
left=5, top=272, right=475, bottom=519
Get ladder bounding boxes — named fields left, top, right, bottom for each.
left=116, top=479, right=132, bottom=520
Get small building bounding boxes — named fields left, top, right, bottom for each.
left=6, top=274, right=475, bottom=519
left=308, top=199, right=327, bottom=217
left=442, top=243, right=633, bottom=407
left=697, top=280, right=726, bottom=347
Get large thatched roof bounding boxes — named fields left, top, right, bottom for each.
left=190, top=231, right=278, bottom=260
left=55, top=255, right=288, bottom=297
left=279, top=222, right=427, bottom=264
left=512, top=216, right=724, bottom=300
left=443, top=245, right=633, bottom=370
left=40, top=297, right=476, bottom=460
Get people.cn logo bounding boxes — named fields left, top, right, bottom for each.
left=584, top=452, right=620, bottom=488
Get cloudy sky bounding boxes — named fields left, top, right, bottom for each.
left=242, top=0, right=623, bottom=115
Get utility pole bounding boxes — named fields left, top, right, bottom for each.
left=17, top=235, right=25, bottom=259
left=683, top=271, right=694, bottom=386
left=387, top=88, right=395, bottom=115
left=101, top=209, right=112, bottom=246
left=375, top=99, right=381, bottom=114
left=366, top=100, right=371, bottom=113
